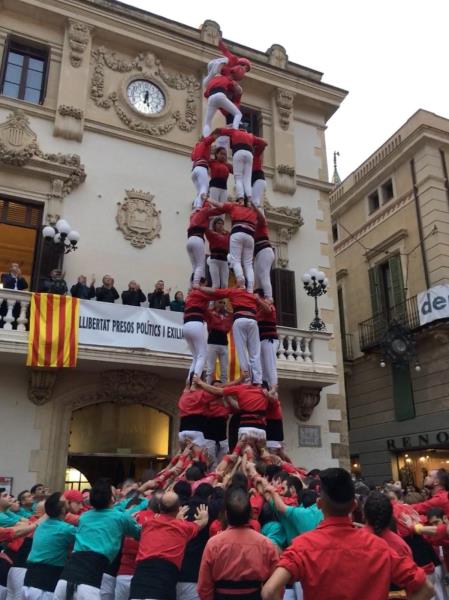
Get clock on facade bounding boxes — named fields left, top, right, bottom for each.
left=126, top=80, right=166, bottom=115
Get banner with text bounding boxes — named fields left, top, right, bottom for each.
left=78, top=300, right=189, bottom=354
left=417, top=284, right=449, bottom=326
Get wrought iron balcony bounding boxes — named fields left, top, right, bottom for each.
left=358, top=295, right=420, bottom=352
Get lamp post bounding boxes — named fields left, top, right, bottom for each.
left=302, top=268, right=328, bottom=331
left=42, top=219, right=80, bottom=254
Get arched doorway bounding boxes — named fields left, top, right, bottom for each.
left=66, top=402, right=171, bottom=487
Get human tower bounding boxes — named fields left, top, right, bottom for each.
left=145, top=38, right=295, bottom=489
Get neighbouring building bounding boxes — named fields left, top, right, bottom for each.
left=331, top=110, right=449, bottom=486
left=0, top=0, right=348, bottom=491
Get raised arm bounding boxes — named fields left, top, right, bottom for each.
left=218, top=39, right=239, bottom=67
left=193, top=376, right=224, bottom=396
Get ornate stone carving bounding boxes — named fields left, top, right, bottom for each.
left=28, top=369, right=57, bottom=405
left=267, top=44, right=288, bottom=69
left=90, top=46, right=200, bottom=137
left=275, top=88, right=294, bottom=130
left=200, top=20, right=222, bottom=45
left=116, top=189, right=161, bottom=249
left=292, top=387, right=322, bottom=421
left=57, top=105, right=84, bottom=120
left=0, top=110, right=86, bottom=198
left=68, top=19, right=92, bottom=68
left=277, top=164, right=296, bottom=178
left=263, top=198, right=303, bottom=267
left=273, top=164, right=296, bottom=195
left=0, top=109, right=39, bottom=166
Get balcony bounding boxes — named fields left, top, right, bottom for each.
left=0, top=289, right=338, bottom=387
left=358, top=295, right=420, bottom=352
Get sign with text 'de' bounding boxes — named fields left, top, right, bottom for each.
left=417, top=284, right=449, bottom=326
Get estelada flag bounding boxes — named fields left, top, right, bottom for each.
left=26, top=293, right=80, bottom=368
left=214, top=330, right=241, bottom=381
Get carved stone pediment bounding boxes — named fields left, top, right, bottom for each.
left=0, top=110, right=86, bottom=222
left=28, top=369, right=57, bottom=405
left=263, top=198, right=303, bottom=267
left=90, top=46, right=200, bottom=137
left=200, top=20, right=222, bottom=45
left=116, top=189, right=161, bottom=248
left=267, top=44, right=288, bottom=69
left=292, top=387, right=322, bottom=421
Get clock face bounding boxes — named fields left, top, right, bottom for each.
left=127, top=80, right=165, bottom=115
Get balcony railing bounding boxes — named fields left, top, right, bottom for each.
left=0, top=288, right=338, bottom=386
left=358, top=295, right=420, bottom=352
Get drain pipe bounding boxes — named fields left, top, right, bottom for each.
left=410, top=158, right=430, bottom=289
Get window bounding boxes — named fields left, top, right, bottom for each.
left=381, top=179, right=394, bottom=203
left=368, top=190, right=380, bottom=214
left=0, top=39, right=49, bottom=104
left=241, top=106, right=262, bottom=136
left=392, top=363, right=415, bottom=421
left=368, top=254, right=405, bottom=318
left=271, top=268, right=297, bottom=327
left=332, top=222, right=339, bottom=243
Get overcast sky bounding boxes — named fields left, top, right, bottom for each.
left=121, top=0, right=449, bottom=181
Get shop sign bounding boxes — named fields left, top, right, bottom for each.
left=387, top=430, right=449, bottom=451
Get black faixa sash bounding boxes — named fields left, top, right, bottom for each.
left=60, top=551, right=109, bottom=594
left=214, top=579, right=261, bottom=600
left=24, top=562, right=63, bottom=592
left=130, top=557, right=179, bottom=600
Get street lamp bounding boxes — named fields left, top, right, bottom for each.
left=302, top=268, right=328, bottom=331
left=42, top=219, right=80, bottom=254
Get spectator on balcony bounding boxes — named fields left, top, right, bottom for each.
left=148, top=280, right=170, bottom=310
left=70, top=275, right=96, bottom=300
left=122, top=281, right=146, bottom=307
left=40, top=270, right=68, bottom=295
left=170, top=291, right=185, bottom=312
left=95, top=275, right=119, bottom=303
left=1, top=263, right=28, bottom=291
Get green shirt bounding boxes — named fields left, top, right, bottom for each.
left=16, top=507, right=34, bottom=519
left=261, top=521, right=287, bottom=549
left=0, top=511, right=21, bottom=527
left=73, top=508, right=140, bottom=563
left=28, top=518, right=76, bottom=567
left=282, top=504, right=323, bottom=544
left=113, top=497, right=148, bottom=515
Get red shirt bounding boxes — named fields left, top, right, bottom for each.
left=366, top=526, right=413, bottom=559
left=119, top=536, right=139, bottom=576
left=412, top=489, right=449, bottom=517
left=198, top=525, right=278, bottom=600
left=0, top=528, right=13, bottom=544
left=205, top=230, right=230, bottom=255
left=209, top=518, right=261, bottom=537
left=223, top=383, right=268, bottom=414
left=256, top=304, right=277, bottom=340
left=188, top=206, right=223, bottom=237
left=205, top=309, right=232, bottom=334
left=209, top=160, right=232, bottom=182
left=217, top=129, right=265, bottom=153
left=191, top=136, right=215, bottom=166
left=252, top=145, right=265, bottom=172
left=204, top=74, right=235, bottom=99
left=391, top=500, right=419, bottom=538
left=184, top=288, right=227, bottom=323
left=178, top=389, right=210, bottom=417
left=223, top=287, right=258, bottom=317
left=255, top=217, right=269, bottom=240
left=136, top=513, right=199, bottom=568
left=220, top=203, right=258, bottom=228
left=278, top=516, right=426, bottom=600
left=207, top=400, right=231, bottom=419
left=266, top=398, right=282, bottom=421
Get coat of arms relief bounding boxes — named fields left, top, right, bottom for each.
left=116, top=189, right=161, bottom=249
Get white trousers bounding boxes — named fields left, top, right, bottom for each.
left=0, top=587, right=6, bottom=600
left=191, top=167, right=209, bottom=209
left=22, top=588, right=54, bottom=600
left=178, top=431, right=206, bottom=447
left=6, top=567, right=26, bottom=600
left=251, top=178, right=266, bottom=208
left=209, top=187, right=227, bottom=204
left=254, top=247, right=274, bottom=299
left=232, top=318, right=262, bottom=383
left=203, top=92, right=242, bottom=137
left=229, top=232, right=254, bottom=291
left=176, top=582, right=199, bottom=600
left=207, top=258, right=229, bottom=290
left=114, top=575, right=132, bottom=600
left=186, top=236, right=205, bottom=287
left=206, top=343, right=228, bottom=383
left=261, top=338, right=279, bottom=386
left=233, top=150, right=253, bottom=199
left=54, top=581, right=100, bottom=600
left=429, top=566, right=449, bottom=600
left=183, top=321, right=207, bottom=378
left=100, top=574, right=115, bottom=600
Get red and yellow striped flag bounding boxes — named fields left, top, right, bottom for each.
left=214, top=331, right=241, bottom=381
left=26, top=293, right=80, bottom=368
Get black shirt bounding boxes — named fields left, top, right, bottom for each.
left=71, top=283, right=95, bottom=300
left=95, top=286, right=119, bottom=303
left=121, top=289, right=146, bottom=306
left=148, top=290, right=170, bottom=310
